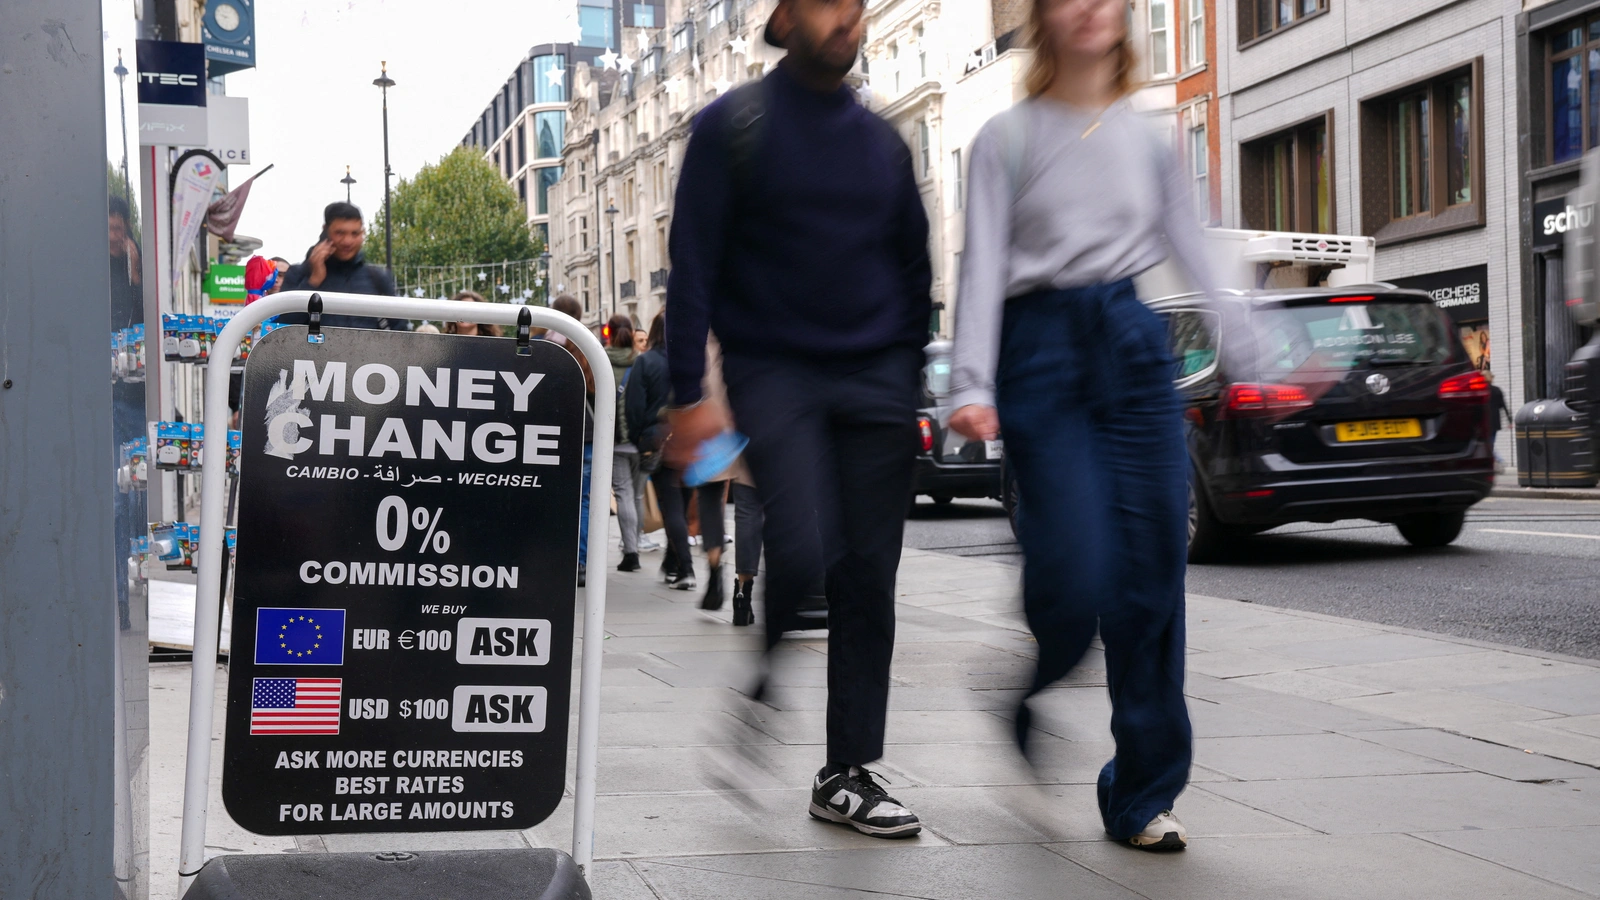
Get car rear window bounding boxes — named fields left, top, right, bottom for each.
left=925, top=354, right=952, bottom=397
left=1250, top=299, right=1453, bottom=379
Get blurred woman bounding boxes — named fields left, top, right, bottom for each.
left=443, top=290, right=502, bottom=336
left=948, top=0, right=1215, bottom=852
left=627, top=314, right=692, bottom=588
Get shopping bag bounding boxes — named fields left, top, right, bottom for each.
left=643, top=480, right=664, bottom=534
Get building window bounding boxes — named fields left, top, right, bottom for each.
left=1240, top=112, right=1332, bottom=233
left=1546, top=20, right=1600, bottom=164
left=632, top=3, right=656, bottom=27
left=672, top=26, right=690, bottom=54
left=1239, top=0, right=1326, bottom=45
left=1150, top=0, right=1171, bottom=77
left=534, top=111, right=564, bottom=160
left=653, top=161, right=667, bottom=203
left=579, top=2, right=612, bottom=49
left=580, top=215, right=589, bottom=251
left=707, top=0, right=725, bottom=28
left=517, top=127, right=527, bottom=169
left=1189, top=120, right=1209, bottom=222
left=916, top=118, right=931, bottom=178
left=519, top=176, right=528, bottom=206
left=1187, top=0, right=1205, bottom=68
left=582, top=275, right=590, bottom=312
left=1359, top=61, right=1483, bottom=242
left=951, top=148, right=964, bottom=210
left=890, top=41, right=900, bottom=94
left=915, top=25, right=927, bottom=79
left=535, top=166, right=563, bottom=215
left=622, top=177, right=636, bottom=217
left=533, top=54, right=566, bottom=104
left=657, top=223, right=668, bottom=268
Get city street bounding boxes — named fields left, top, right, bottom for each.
left=906, top=496, right=1600, bottom=661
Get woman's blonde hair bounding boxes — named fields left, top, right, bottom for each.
left=1024, top=0, right=1138, bottom=98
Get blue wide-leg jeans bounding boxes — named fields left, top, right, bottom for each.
left=994, top=279, right=1193, bottom=840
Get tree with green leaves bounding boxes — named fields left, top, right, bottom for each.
left=370, top=146, right=540, bottom=272
left=108, top=161, right=140, bottom=242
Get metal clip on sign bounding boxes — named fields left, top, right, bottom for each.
left=176, top=291, right=617, bottom=896
left=305, top=293, right=324, bottom=343
left=517, top=306, right=533, bottom=356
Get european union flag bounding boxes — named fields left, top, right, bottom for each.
left=254, top=607, right=346, bottom=666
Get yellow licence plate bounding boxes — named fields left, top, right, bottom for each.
left=1335, top=418, right=1423, bottom=442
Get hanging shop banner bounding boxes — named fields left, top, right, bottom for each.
left=222, top=325, right=584, bottom=835
left=1388, top=265, right=1489, bottom=324
left=170, top=151, right=224, bottom=290
left=136, top=39, right=208, bottom=146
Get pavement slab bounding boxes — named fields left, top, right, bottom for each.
left=639, top=844, right=1143, bottom=900
left=1415, top=826, right=1600, bottom=896
left=1202, top=772, right=1600, bottom=834
left=1052, top=833, right=1594, bottom=900
left=148, top=534, right=1600, bottom=900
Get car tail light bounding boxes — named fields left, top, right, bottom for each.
left=917, top=417, right=934, bottom=453
left=1327, top=295, right=1375, bottom=303
left=1221, top=383, right=1313, bottom=418
left=1439, top=371, right=1489, bottom=401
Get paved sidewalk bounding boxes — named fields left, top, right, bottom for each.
left=150, top=536, right=1600, bottom=899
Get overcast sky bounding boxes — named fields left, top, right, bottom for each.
left=102, top=0, right=579, bottom=262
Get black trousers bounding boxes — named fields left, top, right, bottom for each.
left=723, top=347, right=922, bottom=765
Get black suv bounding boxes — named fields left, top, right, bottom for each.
left=911, top=340, right=1005, bottom=505
left=1153, top=287, right=1495, bottom=561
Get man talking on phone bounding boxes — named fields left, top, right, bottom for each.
left=281, top=201, right=410, bottom=330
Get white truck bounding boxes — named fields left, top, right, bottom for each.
left=1136, top=227, right=1377, bottom=299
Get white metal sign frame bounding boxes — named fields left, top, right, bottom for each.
left=177, top=291, right=616, bottom=895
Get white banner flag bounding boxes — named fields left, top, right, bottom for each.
left=171, top=153, right=223, bottom=290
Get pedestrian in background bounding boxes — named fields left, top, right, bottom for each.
left=1486, top=371, right=1510, bottom=469
left=544, top=294, right=596, bottom=586
left=607, top=315, right=647, bottom=572
left=665, top=0, right=930, bottom=838
left=949, top=0, right=1214, bottom=852
left=689, top=340, right=760, bottom=625
left=637, top=316, right=695, bottom=590
left=280, top=201, right=410, bottom=331
left=443, top=290, right=502, bottom=336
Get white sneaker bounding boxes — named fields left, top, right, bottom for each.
left=639, top=536, right=662, bottom=552
left=1128, top=810, right=1187, bottom=851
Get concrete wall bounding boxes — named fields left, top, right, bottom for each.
left=0, top=0, right=123, bottom=895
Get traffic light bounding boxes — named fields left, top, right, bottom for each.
left=601, top=322, right=612, bottom=345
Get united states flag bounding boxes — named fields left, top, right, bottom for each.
left=250, top=677, right=342, bottom=735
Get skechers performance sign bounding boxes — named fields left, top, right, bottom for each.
left=222, top=325, right=584, bottom=835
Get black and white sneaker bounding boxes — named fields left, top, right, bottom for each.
left=808, top=764, right=921, bottom=838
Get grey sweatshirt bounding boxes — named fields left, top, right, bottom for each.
left=949, top=98, right=1217, bottom=411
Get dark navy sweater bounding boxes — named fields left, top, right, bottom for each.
left=664, top=63, right=933, bottom=404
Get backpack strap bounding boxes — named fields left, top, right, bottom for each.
left=724, top=80, right=768, bottom=200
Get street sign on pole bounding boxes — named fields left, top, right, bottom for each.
left=221, top=325, right=585, bottom=834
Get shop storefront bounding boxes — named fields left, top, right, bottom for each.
left=1517, top=0, right=1600, bottom=400
left=1389, top=265, right=1492, bottom=372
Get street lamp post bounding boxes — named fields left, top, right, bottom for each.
left=373, top=62, right=397, bottom=272
left=605, top=201, right=619, bottom=318
left=113, top=49, right=132, bottom=214
left=540, top=249, right=552, bottom=305
left=341, top=166, right=357, bottom=203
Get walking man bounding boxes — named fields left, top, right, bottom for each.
left=665, top=0, right=931, bottom=838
